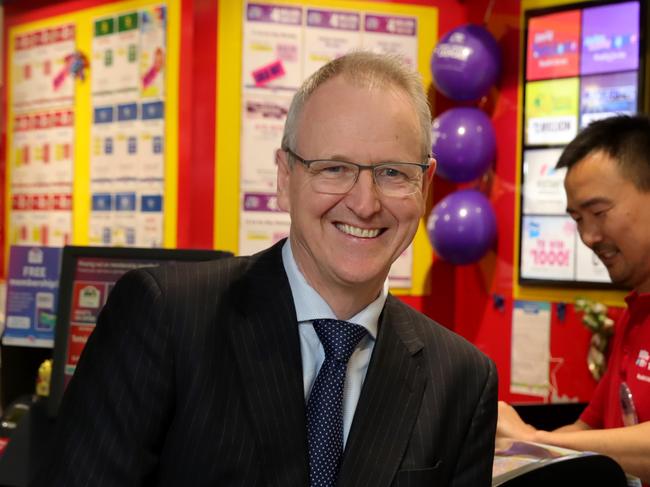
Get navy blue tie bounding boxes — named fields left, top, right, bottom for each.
left=307, top=319, right=367, bottom=487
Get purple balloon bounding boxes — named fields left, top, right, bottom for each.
left=427, top=189, right=497, bottom=265
left=431, top=24, right=501, bottom=101
left=432, top=107, right=496, bottom=183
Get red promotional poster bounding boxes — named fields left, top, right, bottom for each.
left=71, top=280, right=107, bottom=323
left=527, top=10, right=581, bottom=81
left=66, top=324, right=95, bottom=381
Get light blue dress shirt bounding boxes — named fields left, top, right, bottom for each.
left=282, top=241, right=387, bottom=446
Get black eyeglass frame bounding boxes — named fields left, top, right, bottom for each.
left=282, top=147, right=432, bottom=196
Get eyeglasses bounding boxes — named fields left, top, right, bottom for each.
left=283, top=147, right=430, bottom=197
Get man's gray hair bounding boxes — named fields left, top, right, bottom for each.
left=281, top=51, right=432, bottom=160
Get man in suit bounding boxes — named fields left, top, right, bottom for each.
left=33, top=51, right=497, bottom=487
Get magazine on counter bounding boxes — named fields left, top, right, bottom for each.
left=492, top=439, right=641, bottom=487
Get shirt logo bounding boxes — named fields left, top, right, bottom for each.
left=636, top=349, right=650, bottom=369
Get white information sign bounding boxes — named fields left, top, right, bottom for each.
left=522, top=148, right=567, bottom=215
left=511, top=300, right=551, bottom=398
left=520, top=215, right=576, bottom=281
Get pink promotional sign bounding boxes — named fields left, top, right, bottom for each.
left=526, top=10, right=580, bottom=81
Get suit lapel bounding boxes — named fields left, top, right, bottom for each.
left=339, top=296, right=426, bottom=487
left=227, top=242, right=309, bottom=486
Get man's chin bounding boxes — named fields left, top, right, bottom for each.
left=607, top=272, right=635, bottom=290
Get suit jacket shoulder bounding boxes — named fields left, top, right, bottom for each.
left=340, top=294, right=497, bottom=487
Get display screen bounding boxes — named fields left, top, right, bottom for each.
left=522, top=148, right=567, bottom=215
left=581, top=2, right=640, bottom=75
left=48, top=246, right=232, bottom=417
left=525, top=78, right=579, bottom=145
left=519, top=0, right=643, bottom=287
left=580, top=71, right=638, bottom=126
left=526, top=10, right=581, bottom=81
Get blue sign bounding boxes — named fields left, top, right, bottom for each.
left=93, top=106, right=114, bottom=124
left=117, top=102, right=138, bottom=121
left=142, top=101, right=164, bottom=120
left=141, top=194, right=163, bottom=212
left=3, top=246, right=62, bottom=347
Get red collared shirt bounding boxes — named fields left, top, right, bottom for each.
left=581, top=291, right=650, bottom=429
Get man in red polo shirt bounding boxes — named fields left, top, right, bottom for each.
left=498, top=115, right=650, bottom=485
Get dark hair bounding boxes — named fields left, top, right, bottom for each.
left=555, top=114, right=650, bottom=191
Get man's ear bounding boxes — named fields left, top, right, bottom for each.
left=276, top=148, right=291, bottom=212
left=422, top=157, right=436, bottom=200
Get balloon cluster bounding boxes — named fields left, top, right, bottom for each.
left=426, top=24, right=501, bottom=265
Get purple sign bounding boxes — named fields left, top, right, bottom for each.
left=364, top=14, right=417, bottom=36
left=3, top=246, right=62, bottom=347
left=307, top=9, right=360, bottom=31
left=581, top=1, right=639, bottom=75
left=244, top=192, right=283, bottom=212
left=246, top=3, right=302, bottom=25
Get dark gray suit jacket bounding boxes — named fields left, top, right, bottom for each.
left=33, top=240, right=497, bottom=486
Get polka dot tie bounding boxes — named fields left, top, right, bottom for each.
left=307, top=319, right=368, bottom=487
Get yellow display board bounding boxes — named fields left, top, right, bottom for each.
left=5, top=0, right=180, bottom=261
left=514, top=0, right=626, bottom=306
left=216, top=0, right=438, bottom=295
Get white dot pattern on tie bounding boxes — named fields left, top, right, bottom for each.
left=307, top=319, right=367, bottom=487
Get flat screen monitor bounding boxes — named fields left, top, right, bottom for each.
left=519, top=0, right=646, bottom=288
left=47, top=245, right=233, bottom=418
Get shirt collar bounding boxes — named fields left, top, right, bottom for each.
left=281, top=240, right=385, bottom=339
left=625, top=289, right=650, bottom=314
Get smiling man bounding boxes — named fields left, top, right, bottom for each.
left=497, top=115, right=650, bottom=485
left=34, top=52, right=497, bottom=487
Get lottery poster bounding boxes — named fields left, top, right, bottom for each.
left=240, top=1, right=420, bottom=287
left=89, top=5, right=166, bottom=247
left=9, top=26, right=76, bottom=247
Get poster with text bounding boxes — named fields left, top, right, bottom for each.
left=10, top=24, right=76, bottom=249
left=303, top=8, right=361, bottom=74
left=239, top=191, right=290, bottom=256
left=242, top=3, right=303, bottom=90
left=64, top=255, right=164, bottom=383
left=525, top=78, right=579, bottom=145
left=526, top=10, right=580, bottom=81
left=3, top=246, right=62, bottom=347
left=12, top=25, right=76, bottom=111
left=520, top=215, right=576, bottom=281
left=580, top=1, right=639, bottom=76
left=89, top=5, right=166, bottom=247
left=92, top=17, right=118, bottom=94
left=240, top=1, right=420, bottom=288
left=580, top=71, right=637, bottom=127
left=511, top=300, right=551, bottom=397
left=522, top=148, right=567, bottom=215
left=139, top=6, right=166, bottom=98
left=362, top=13, right=418, bottom=69
left=240, top=92, right=291, bottom=192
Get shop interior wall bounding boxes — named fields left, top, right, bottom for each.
left=407, top=0, right=602, bottom=404
left=1, top=0, right=613, bottom=405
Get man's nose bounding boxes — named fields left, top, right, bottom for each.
left=344, top=169, right=381, bottom=217
left=579, top=221, right=603, bottom=248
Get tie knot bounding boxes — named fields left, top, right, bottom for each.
left=312, top=319, right=367, bottom=364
